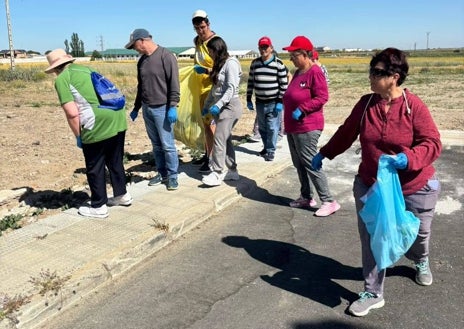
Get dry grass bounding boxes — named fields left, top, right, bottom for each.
left=0, top=55, right=462, bottom=194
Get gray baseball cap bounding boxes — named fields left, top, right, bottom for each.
left=125, top=28, right=151, bottom=49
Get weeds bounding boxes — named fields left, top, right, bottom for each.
left=151, top=218, right=169, bottom=233
left=0, top=293, right=31, bottom=325
left=0, top=214, right=23, bottom=236
left=29, top=269, right=71, bottom=297
left=29, top=269, right=71, bottom=310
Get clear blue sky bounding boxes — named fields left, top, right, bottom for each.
left=1, top=0, right=463, bottom=54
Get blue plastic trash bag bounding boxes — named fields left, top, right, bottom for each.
left=359, top=155, right=420, bottom=271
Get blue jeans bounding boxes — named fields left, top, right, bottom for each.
left=287, top=130, right=334, bottom=202
left=142, top=104, right=178, bottom=179
left=256, top=101, right=280, bottom=154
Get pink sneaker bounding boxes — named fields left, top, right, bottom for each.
left=289, top=196, right=317, bottom=208
left=314, top=201, right=341, bottom=217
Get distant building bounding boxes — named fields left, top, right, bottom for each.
left=86, top=47, right=259, bottom=61
left=0, top=49, right=27, bottom=58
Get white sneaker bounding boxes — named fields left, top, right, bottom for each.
left=78, top=204, right=108, bottom=218
left=202, top=171, right=225, bottom=186
left=224, top=169, right=240, bottom=181
left=107, top=192, right=133, bottom=207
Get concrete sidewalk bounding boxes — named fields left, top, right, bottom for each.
left=1, top=125, right=462, bottom=329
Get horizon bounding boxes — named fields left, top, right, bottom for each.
left=1, top=1, right=463, bottom=55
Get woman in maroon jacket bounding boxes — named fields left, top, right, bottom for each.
left=312, top=48, right=441, bottom=317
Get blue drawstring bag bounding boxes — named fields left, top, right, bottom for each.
left=91, top=71, right=125, bottom=110
left=359, top=155, right=420, bottom=271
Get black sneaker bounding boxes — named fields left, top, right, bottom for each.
left=192, top=154, right=207, bottom=166
left=264, top=153, right=275, bottom=161
left=258, top=149, right=266, bottom=156
left=199, top=161, right=211, bottom=173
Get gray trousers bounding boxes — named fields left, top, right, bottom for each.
left=287, top=130, right=334, bottom=202
left=353, top=174, right=440, bottom=295
left=209, top=97, right=242, bottom=173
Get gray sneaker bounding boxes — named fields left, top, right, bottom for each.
left=348, top=292, right=385, bottom=317
left=415, top=258, right=433, bottom=286
left=166, top=178, right=178, bottom=191
left=148, top=174, right=167, bottom=186
left=107, top=192, right=133, bottom=207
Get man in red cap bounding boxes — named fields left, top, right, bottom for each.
left=246, top=36, right=289, bottom=161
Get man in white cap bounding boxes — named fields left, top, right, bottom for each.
left=189, top=9, right=219, bottom=173
left=125, top=28, right=181, bottom=191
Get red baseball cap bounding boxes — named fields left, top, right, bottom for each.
left=312, top=50, right=319, bottom=59
left=258, top=36, right=272, bottom=47
left=282, top=36, right=314, bottom=51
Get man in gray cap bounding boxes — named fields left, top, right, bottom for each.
left=125, top=28, right=181, bottom=190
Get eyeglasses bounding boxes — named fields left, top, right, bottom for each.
left=369, top=67, right=390, bottom=78
left=289, top=52, right=304, bottom=59
left=259, top=45, right=270, bottom=50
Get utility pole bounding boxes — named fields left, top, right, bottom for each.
left=426, top=32, right=431, bottom=50
left=5, top=0, right=15, bottom=70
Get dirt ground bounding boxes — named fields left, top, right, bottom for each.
left=0, top=78, right=462, bottom=223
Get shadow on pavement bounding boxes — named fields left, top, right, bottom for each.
left=291, top=320, right=381, bottom=329
left=222, top=236, right=362, bottom=308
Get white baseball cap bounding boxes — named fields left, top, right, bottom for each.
left=192, top=9, right=207, bottom=19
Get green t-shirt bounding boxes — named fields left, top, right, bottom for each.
left=54, top=63, right=127, bottom=144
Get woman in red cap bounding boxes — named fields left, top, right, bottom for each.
left=282, top=36, right=340, bottom=217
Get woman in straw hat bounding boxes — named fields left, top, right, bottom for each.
left=45, top=49, right=131, bottom=218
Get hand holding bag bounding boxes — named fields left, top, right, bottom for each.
left=359, top=155, right=420, bottom=271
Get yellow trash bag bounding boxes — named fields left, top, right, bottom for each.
left=175, top=66, right=211, bottom=151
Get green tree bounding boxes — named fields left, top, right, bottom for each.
left=64, top=40, right=69, bottom=54
left=67, top=33, right=85, bottom=57
left=90, top=50, right=102, bottom=61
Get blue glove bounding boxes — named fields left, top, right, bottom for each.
left=76, top=135, right=83, bottom=149
left=167, top=107, right=177, bottom=124
left=201, top=108, right=209, bottom=117
left=247, top=101, right=254, bottom=111
left=194, top=64, right=208, bottom=74
left=130, top=110, right=139, bottom=122
left=275, top=103, right=283, bottom=113
left=311, top=152, right=324, bottom=171
left=292, top=108, right=303, bottom=121
left=210, top=105, right=220, bottom=116
left=387, top=152, right=408, bottom=169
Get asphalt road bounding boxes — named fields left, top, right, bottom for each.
left=38, top=146, right=464, bottom=329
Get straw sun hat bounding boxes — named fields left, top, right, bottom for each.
left=44, top=49, right=76, bottom=73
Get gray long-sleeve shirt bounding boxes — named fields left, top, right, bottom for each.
left=134, top=46, right=180, bottom=110
left=205, top=57, right=242, bottom=109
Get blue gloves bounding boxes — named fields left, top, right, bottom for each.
left=311, top=152, right=324, bottom=171
left=292, top=108, right=303, bottom=121
left=209, top=105, right=220, bottom=116
left=247, top=101, right=254, bottom=111
left=275, top=103, right=283, bottom=113
left=167, top=107, right=178, bottom=124
left=386, top=152, right=408, bottom=169
left=76, top=135, right=83, bottom=149
left=194, top=64, right=208, bottom=74
left=130, top=110, right=139, bottom=122
left=201, top=108, right=209, bottom=117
